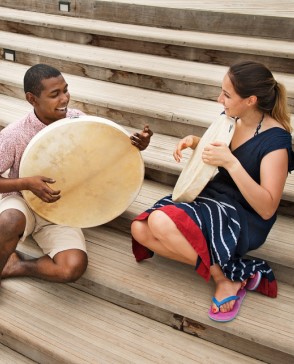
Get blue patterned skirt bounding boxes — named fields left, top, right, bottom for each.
left=132, top=193, right=277, bottom=297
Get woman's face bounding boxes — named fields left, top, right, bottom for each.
left=218, top=73, right=248, bottom=118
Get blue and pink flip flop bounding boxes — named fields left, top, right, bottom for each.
left=208, top=289, right=246, bottom=322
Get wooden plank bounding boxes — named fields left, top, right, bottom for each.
left=90, top=0, right=294, bottom=16
left=15, top=220, right=294, bottom=363
left=0, top=0, right=293, bottom=38
left=14, top=174, right=294, bottom=285
left=0, top=8, right=293, bottom=73
left=0, top=94, right=293, bottom=203
left=0, top=31, right=293, bottom=104
left=0, top=60, right=222, bottom=127
left=80, top=227, right=294, bottom=363
left=0, top=342, right=36, bottom=363
left=83, top=1, right=294, bottom=40
left=0, top=8, right=293, bottom=59
left=0, top=278, right=264, bottom=364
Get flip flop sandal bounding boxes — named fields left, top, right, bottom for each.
left=246, top=271, right=262, bottom=291
left=208, top=289, right=246, bottom=322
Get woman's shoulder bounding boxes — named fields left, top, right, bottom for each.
left=263, top=115, right=287, bottom=132
left=260, top=121, right=293, bottom=171
left=259, top=126, right=291, bottom=146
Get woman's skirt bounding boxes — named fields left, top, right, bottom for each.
left=131, top=194, right=277, bottom=298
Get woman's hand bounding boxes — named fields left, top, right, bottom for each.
left=202, top=141, right=238, bottom=169
left=173, top=135, right=200, bottom=162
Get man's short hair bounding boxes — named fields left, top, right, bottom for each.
left=24, top=64, right=62, bottom=97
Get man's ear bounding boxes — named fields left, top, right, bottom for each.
left=247, top=95, right=258, bottom=106
left=25, top=92, right=37, bottom=106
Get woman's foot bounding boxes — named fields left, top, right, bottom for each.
left=211, top=278, right=243, bottom=313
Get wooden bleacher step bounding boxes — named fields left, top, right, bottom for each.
left=0, top=30, right=293, bottom=108
left=0, top=277, right=264, bottom=364
left=0, top=93, right=293, bottom=284
left=112, top=180, right=294, bottom=286
left=15, top=227, right=294, bottom=364
left=0, top=7, right=293, bottom=73
left=0, top=1, right=293, bottom=364
left=0, top=60, right=293, bottom=140
left=0, top=93, right=293, bottom=208
left=0, top=30, right=227, bottom=101
left=5, top=165, right=292, bottom=287
left=84, top=0, right=294, bottom=40
left=0, top=0, right=293, bottom=40
left=0, top=59, right=223, bottom=138
left=0, top=342, right=36, bottom=363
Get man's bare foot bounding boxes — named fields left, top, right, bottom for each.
left=211, top=278, right=242, bottom=313
left=1, top=252, right=22, bottom=278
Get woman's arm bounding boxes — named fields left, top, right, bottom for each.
left=202, top=142, right=288, bottom=219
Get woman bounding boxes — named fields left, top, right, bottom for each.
left=131, top=61, right=293, bottom=322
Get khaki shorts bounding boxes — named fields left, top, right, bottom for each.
left=0, top=195, right=87, bottom=258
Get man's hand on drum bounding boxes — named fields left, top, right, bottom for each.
left=202, top=141, right=237, bottom=169
left=25, top=176, right=61, bottom=203
left=173, top=135, right=200, bottom=162
left=130, top=124, right=153, bottom=151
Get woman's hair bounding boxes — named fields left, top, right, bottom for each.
left=24, top=64, right=62, bottom=97
left=228, top=61, right=292, bottom=132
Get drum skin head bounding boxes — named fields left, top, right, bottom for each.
left=172, top=114, right=235, bottom=203
left=19, top=115, right=144, bottom=228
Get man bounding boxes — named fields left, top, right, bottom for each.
left=0, top=64, right=152, bottom=283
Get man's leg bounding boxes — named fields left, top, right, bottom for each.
left=0, top=209, right=26, bottom=279
left=2, top=249, right=88, bottom=283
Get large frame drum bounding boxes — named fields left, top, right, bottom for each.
left=19, top=115, right=144, bottom=228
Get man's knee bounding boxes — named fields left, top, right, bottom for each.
left=54, top=249, right=88, bottom=282
left=0, top=209, right=26, bottom=238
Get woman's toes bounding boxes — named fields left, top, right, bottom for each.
left=211, top=303, right=219, bottom=314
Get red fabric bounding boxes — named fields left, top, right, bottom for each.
left=131, top=206, right=211, bottom=281
left=132, top=212, right=154, bottom=262
left=256, top=277, right=278, bottom=298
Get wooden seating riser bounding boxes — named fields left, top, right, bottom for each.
left=0, top=20, right=293, bottom=74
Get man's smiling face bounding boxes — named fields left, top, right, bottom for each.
left=27, top=75, right=70, bottom=125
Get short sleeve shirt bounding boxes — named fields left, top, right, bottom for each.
left=0, top=108, right=84, bottom=196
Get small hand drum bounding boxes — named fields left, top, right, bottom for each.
left=172, top=114, right=235, bottom=203
left=19, top=115, right=144, bottom=228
